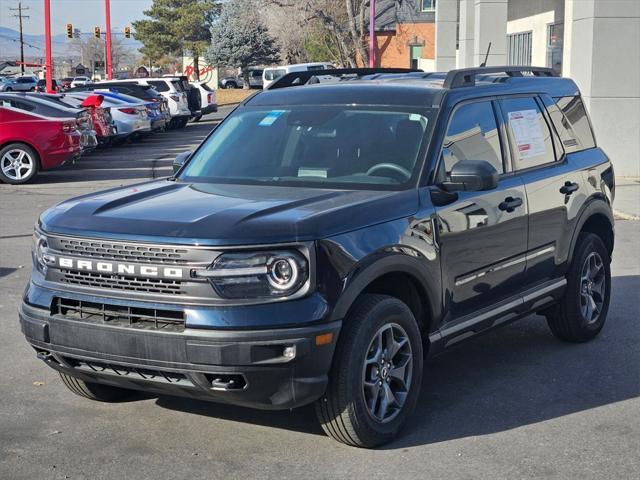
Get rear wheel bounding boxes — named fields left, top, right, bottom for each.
left=225, top=82, right=237, bottom=89
left=59, top=372, right=134, bottom=402
left=546, top=233, right=611, bottom=342
left=315, top=294, right=423, bottom=448
left=0, top=143, right=39, bottom=184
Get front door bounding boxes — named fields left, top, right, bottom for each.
left=433, top=99, right=529, bottom=320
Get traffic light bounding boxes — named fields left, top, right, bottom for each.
left=94, top=26, right=101, bottom=38
left=66, top=23, right=73, bottom=39
left=124, top=26, right=131, bottom=39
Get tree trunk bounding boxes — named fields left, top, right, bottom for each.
left=345, top=0, right=369, bottom=66
left=193, top=54, right=200, bottom=81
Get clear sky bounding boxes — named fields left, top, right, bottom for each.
left=0, top=0, right=153, bottom=36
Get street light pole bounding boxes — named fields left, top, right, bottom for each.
left=44, top=0, right=53, bottom=92
left=104, top=0, right=113, bottom=80
left=369, top=0, right=376, bottom=67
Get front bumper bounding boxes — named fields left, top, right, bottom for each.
left=19, top=301, right=340, bottom=410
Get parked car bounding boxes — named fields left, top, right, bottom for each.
left=0, top=94, right=82, bottom=184
left=263, top=62, right=335, bottom=89
left=32, top=93, right=116, bottom=146
left=96, top=78, right=191, bottom=129
left=163, top=75, right=202, bottom=120
left=36, top=79, right=59, bottom=93
left=70, top=76, right=92, bottom=88
left=59, top=77, right=74, bottom=90
left=219, top=68, right=264, bottom=89
left=1, top=76, right=38, bottom=92
left=97, top=91, right=167, bottom=132
left=17, top=66, right=615, bottom=448
left=0, top=76, right=14, bottom=91
left=65, top=91, right=151, bottom=143
left=0, top=92, right=97, bottom=150
left=190, top=81, right=218, bottom=121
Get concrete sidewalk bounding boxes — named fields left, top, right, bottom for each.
left=614, top=177, right=640, bottom=220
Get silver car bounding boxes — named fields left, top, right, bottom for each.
left=65, top=92, right=151, bottom=141
left=1, top=76, right=38, bottom=92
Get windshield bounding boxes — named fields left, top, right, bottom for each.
left=180, top=105, right=436, bottom=190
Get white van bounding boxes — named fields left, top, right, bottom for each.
left=262, top=62, right=335, bottom=89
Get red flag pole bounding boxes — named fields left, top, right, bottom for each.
left=44, top=0, right=53, bottom=92
left=105, top=0, right=113, bottom=80
left=369, top=0, right=376, bottom=67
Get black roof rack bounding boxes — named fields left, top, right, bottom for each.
left=443, top=66, right=557, bottom=89
left=267, top=68, right=422, bottom=90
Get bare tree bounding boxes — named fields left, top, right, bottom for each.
left=263, top=0, right=372, bottom=67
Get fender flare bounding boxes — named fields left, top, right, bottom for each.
left=328, top=252, right=440, bottom=331
left=567, top=195, right=614, bottom=264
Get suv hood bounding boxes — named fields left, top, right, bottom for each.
left=40, top=180, right=419, bottom=246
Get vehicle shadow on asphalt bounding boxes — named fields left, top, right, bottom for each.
left=149, top=275, right=639, bottom=446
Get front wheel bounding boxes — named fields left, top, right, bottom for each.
left=546, top=233, right=611, bottom=342
left=59, top=372, right=133, bottom=402
left=315, top=294, right=423, bottom=448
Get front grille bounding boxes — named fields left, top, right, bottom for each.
left=58, top=238, right=189, bottom=264
left=54, top=297, right=185, bottom=331
left=61, top=269, right=184, bottom=295
left=64, top=357, right=191, bottom=386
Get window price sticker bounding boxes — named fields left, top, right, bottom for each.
left=508, top=109, right=546, bottom=159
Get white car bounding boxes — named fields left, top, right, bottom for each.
left=190, top=81, right=217, bottom=121
left=70, top=76, right=92, bottom=88
left=100, top=78, right=191, bottom=129
left=263, top=62, right=335, bottom=89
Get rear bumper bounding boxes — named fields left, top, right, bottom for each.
left=19, top=301, right=340, bottom=410
left=201, top=104, right=218, bottom=115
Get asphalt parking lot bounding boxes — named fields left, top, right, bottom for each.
left=0, top=111, right=638, bottom=479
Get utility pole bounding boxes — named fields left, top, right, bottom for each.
left=104, top=0, right=113, bottom=80
left=44, top=0, right=52, bottom=92
left=9, top=2, right=30, bottom=75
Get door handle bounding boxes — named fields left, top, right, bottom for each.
left=498, top=196, right=523, bottom=213
left=560, top=181, right=579, bottom=195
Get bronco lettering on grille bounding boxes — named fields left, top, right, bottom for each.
left=56, top=257, right=184, bottom=279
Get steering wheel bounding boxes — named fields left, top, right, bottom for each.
left=366, top=163, right=411, bottom=182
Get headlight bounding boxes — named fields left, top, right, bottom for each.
left=32, top=230, right=52, bottom=274
left=194, top=250, right=308, bottom=299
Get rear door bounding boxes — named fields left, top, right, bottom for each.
left=434, top=99, right=528, bottom=320
left=498, top=95, right=585, bottom=286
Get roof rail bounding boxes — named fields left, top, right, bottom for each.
left=267, top=68, right=422, bottom=90
left=443, top=66, right=557, bottom=89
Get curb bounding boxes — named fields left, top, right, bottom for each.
left=613, top=210, right=640, bottom=221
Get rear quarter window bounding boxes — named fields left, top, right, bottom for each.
left=552, top=96, right=596, bottom=152
left=148, top=81, right=170, bottom=92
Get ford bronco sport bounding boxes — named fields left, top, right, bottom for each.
left=20, top=67, right=615, bottom=447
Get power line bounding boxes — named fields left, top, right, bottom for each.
left=9, top=2, right=30, bottom=74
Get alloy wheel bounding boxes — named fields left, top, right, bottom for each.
left=580, top=252, right=606, bottom=324
left=362, top=323, right=413, bottom=423
left=1, top=149, right=34, bottom=181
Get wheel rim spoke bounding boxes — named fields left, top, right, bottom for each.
left=362, top=322, right=413, bottom=423
left=580, top=251, right=606, bottom=324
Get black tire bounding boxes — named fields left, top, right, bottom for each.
left=315, top=294, right=423, bottom=448
left=225, top=82, right=236, bottom=89
left=0, top=142, right=39, bottom=184
left=5, top=87, right=12, bottom=91
left=59, top=372, right=133, bottom=402
left=546, top=233, right=611, bottom=342
left=176, top=117, right=189, bottom=128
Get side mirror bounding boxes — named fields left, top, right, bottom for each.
left=443, top=160, right=499, bottom=192
left=173, top=151, right=192, bottom=174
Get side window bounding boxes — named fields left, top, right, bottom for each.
left=554, top=96, right=596, bottom=151
left=148, top=81, right=169, bottom=92
left=442, top=101, right=504, bottom=175
left=502, top=97, right=556, bottom=170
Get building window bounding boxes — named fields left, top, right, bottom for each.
left=507, top=31, right=532, bottom=66
left=421, top=0, right=436, bottom=12
left=547, top=22, right=564, bottom=75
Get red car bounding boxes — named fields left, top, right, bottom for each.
left=0, top=95, right=82, bottom=184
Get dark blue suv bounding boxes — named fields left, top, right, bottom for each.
left=20, top=67, right=615, bottom=447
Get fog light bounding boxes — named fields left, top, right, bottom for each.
left=283, top=346, right=296, bottom=359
